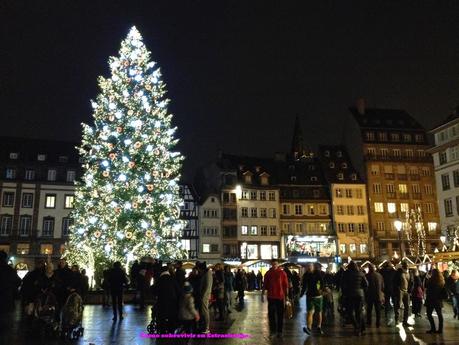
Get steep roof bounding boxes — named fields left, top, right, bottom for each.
left=349, top=107, right=425, bottom=130
left=318, top=145, right=363, bottom=184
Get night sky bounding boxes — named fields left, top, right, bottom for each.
left=1, top=1, right=459, bottom=179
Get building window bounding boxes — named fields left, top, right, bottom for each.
left=270, top=208, right=276, bottom=218
left=380, top=148, right=389, bottom=158
left=294, top=204, right=303, bottom=215
left=19, top=216, right=32, bottom=236
left=282, top=204, right=290, bottom=215
left=335, top=189, right=343, bottom=198
left=259, top=191, right=266, bottom=200
left=270, top=226, right=277, bottom=236
left=241, top=208, right=248, bottom=218
left=250, top=208, right=257, bottom=218
left=336, top=205, right=344, bottom=215
left=250, top=225, right=258, bottom=235
left=425, top=203, right=434, bottom=214
left=391, top=133, right=400, bottom=142
left=0, top=215, right=13, bottom=236
left=358, top=223, right=366, bottom=233
left=45, top=194, right=56, bottom=208
left=9, top=152, right=18, bottom=159
left=415, top=134, right=424, bottom=143
left=2, top=192, right=15, bottom=207
left=441, top=174, right=451, bottom=191
left=295, top=223, right=303, bottom=233
left=357, top=206, right=365, bottom=215
left=260, top=226, right=268, bottom=236
left=311, top=176, right=318, bottom=182
left=445, top=199, right=453, bottom=217
left=370, top=164, right=379, bottom=175
left=339, top=244, right=346, bottom=254
left=387, top=203, right=396, bottom=214
left=241, top=190, right=248, bottom=199
left=360, top=244, right=368, bottom=254
left=424, top=184, right=433, bottom=195
left=24, top=169, right=35, bottom=180
left=42, top=217, right=55, bottom=237
left=268, top=191, right=276, bottom=201
left=337, top=173, right=344, bottom=180
left=398, top=184, right=408, bottom=194
left=17, top=243, right=30, bottom=255
left=400, top=202, right=409, bottom=213
left=376, top=221, right=385, bottom=231
left=202, top=244, right=211, bottom=253
left=365, top=132, right=375, bottom=141
left=307, top=205, right=315, bottom=215
left=427, top=222, right=437, bottom=233
left=329, top=162, right=335, bottom=168
left=241, top=225, right=248, bottom=235
left=348, top=223, right=355, bottom=233
left=250, top=191, right=257, bottom=200
left=440, top=151, right=448, bottom=165
left=420, top=167, right=431, bottom=176
left=453, top=170, right=459, bottom=188
left=372, top=183, right=382, bottom=194
left=393, top=149, right=401, bottom=158
left=319, top=204, right=328, bottom=215
left=412, top=184, right=421, bottom=194
left=349, top=244, right=356, bottom=254
left=338, top=223, right=346, bottom=232
left=181, top=239, right=191, bottom=252
left=47, top=169, right=57, bottom=181
left=351, top=174, right=357, bottom=180
left=5, top=168, right=16, bottom=179
left=341, top=162, right=348, bottom=169
left=37, top=154, right=46, bottom=161
left=260, top=208, right=267, bottom=218
left=347, top=205, right=354, bottom=215
left=379, top=132, right=387, bottom=141
left=374, top=202, right=384, bottom=213
left=66, top=170, right=76, bottom=182
left=22, top=193, right=34, bottom=208
left=345, top=189, right=353, bottom=198
left=403, top=134, right=412, bottom=142
left=313, top=189, right=320, bottom=198
left=40, top=244, right=53, bottom=255
left=62, top=217, right=72, bottom=236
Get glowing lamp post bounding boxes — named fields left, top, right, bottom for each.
left=394, top=220, right=405, bottom=258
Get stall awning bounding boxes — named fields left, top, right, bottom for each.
left=432, top=251, right=459, bottom=261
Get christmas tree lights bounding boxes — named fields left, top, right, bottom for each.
left=66, top=26, right=186, bottom=274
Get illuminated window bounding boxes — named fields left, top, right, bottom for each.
left=387, top=203, right=396, bottom=214
left=64, top=195, right=74, bottom=209
left=398, top=184, right=408, bottom=194
left=427, top=223, right=437, bottom=232
left=400, top=203, right=409, bottom=213
left=374, top=202, right=384, bottom=213
left=349, top=244, right=356, bottom=254
left=40, top=244, right=53, bottom=255
left=66, top=170, right=76, bottom=182
left=250, top=226, right=257, bottom=235
left=247, top=244, right=258, bottom=259
left=47, top=169, right=57, bottom=181
left=260, top=245, right=273, bottom=259
left=360, top=244, right=367, bottom=254
left=202, top=244, right=210, bottom=253
left=241, top=225, right=248, bottom=235
left=17, top=243, right=30, bottom=255
left=45, top=194, right=56, bottom=208
left=340, top=244, right=346, bottom=254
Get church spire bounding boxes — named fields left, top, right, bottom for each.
left=291, top=115, right=305, bottom=160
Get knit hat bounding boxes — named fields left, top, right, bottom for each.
left=183, top=282, right=193, bottom=294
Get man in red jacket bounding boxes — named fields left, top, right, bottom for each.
left=262, top=259, right=289, bottom=338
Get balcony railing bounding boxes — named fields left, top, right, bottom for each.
left=364, top=154, right=432, bottom=163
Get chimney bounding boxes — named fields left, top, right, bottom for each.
left=356, top=98, right=366, bottom=115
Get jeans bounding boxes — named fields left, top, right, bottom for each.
left=225, top=290, right=233, bottom=309
left=268, top=298, right=284, bottom=334
left=394, top=291, right=409, bottom=323
left=426, top=302, right=443, bottom=332
left=111, top=291, right=123, bottom=318
left=452, top=294, right=459, bottom=317
left=366, top=298, right=381, bottom=326
left=346, top=295, right=364, bottom=332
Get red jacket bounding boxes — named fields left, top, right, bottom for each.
left=263, top=268, right=288, bottom=300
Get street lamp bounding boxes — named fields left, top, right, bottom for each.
left=394, top=220, right=405, bottom=258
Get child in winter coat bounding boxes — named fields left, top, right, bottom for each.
left=179, top=282, right=200, bottom=333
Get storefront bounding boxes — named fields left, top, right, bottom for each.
left=240, top=242, right=280, bottom=260
left=284, top=235, right=337, bottom=258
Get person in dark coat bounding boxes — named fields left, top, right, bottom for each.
left=108, top=261, right=128, bottom=321
left=340, top=261, right=368, bottom=336
left=380, top=261, right=397, bottom=325
left=21, top=259, right=45, bottom=309
left=234, top=269, right=248, bottom=309
left=0, top=251, right=21, bottom=314
left=365, top=264, right=384, bottom=327
left=80, top=269, right=89, bottom=302
left=256, top=271, right=263, bottom=290
left=129, top=260, right=140, bottom=289
left=411, top=269, right=424, bottom=318
left=175, top=261, right=186, bottom=291
left=425, top=269, right=446, bottom=334
left=153, top=266, right=181, bottom=334
left=291, top=271, right=300, bottom=300
left=300, top=263, right=325, bottom=335
left=101, top=268, right=111, bottom=307
left=224, top=266, right=234, bottom=312
left=247, top=271, right=256, bottom=291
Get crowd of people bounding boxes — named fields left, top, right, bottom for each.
left=262, top=258, right=459, bottom=338
left=1, top=249, right=459, bottom=339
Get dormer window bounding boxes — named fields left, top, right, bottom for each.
left=311, top=176, right=318, bottom=182
left=341, top=163, right=348, bottom=169
left=351, top=173, right=357, bottom=181
left=37, top=154, right=46, bottom=161
left=336, top=151, right=342, bottom=158
left=291, top=176, right=297, bottom=182
left=260, top=173, right=270, bottom=186
left=59, top=156, right=69, bottom=163
left=337, top=173, right=344, bottom=180
left=329, top=162, right=335, bottom=168
left=9, top=152, right=18, bottom=160
left=243, top=171, right=253, bottom=184
left=324, top=150, right=330, bottom=157
left=309, top=165, right=315, bottom=171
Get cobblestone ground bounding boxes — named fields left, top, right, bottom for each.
left=1, top=292, right=458, bottom=345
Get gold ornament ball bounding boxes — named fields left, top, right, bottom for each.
left=109, top=115, right=115, bottom=122
left=128, top=161, right=135, bottom=168
left=109, top=153, right=116, bottom=160
left=134, top=141, right=142, bottom=149
left=146, top=230, right=152, bottom=238
left=132, top=202, right=138, bottom=209
left=125, top=231, right=133, bottom=239
left=128, top=110, right=134, bottom=116
left=116, top=126, right=123, bottom=133
left=102, top=171, right=110, bottom=177
left=146, top=184, right=154, bottom=192
left=94, top=231, right=101, bottom=238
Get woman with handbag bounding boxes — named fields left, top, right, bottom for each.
left=411, top=269, right=423, bottom=318
left=425, top=269, right=446, bottom=334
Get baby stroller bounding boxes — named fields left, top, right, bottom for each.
left=61, top=290, right=84, bottom=340
left=33, top=289, right=60, bottom=337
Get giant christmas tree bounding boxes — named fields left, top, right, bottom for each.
left=66, top=27, right=185, bottom=275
